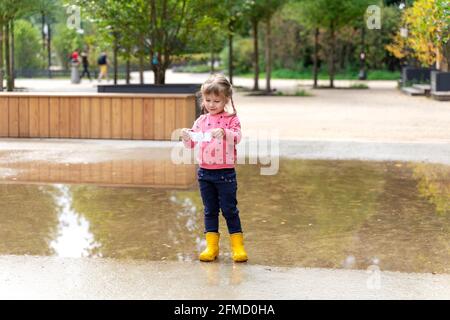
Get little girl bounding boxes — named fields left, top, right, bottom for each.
left=181, top=74, right=248, bottom=263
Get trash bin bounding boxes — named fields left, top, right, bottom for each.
left=71, top=62, right=80, bottom=84
left=358, top=69, right=367, bottom=80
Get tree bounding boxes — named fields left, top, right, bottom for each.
left=191, top=14, right=226, bottom=74
left=14, top=20, right=44, bottom=71
left=283, top=0, right=320, bottom=87
left=71, top=0, right=146, bottom=83
left=35, top=0, right=60, bottom=78
left=260, top=0, right=287, bottom=92
left=52, top=23, right=84, bottom=70
left=221, top=0, right=247, bottom=84
left=243, top=0, right=266, bottom=91
left=0, top=0, right=35, bottom=91
left=294, top=0, right=373, bottom=88
left=388, top=0, right=450, bottom=71
left=148, top=0, right=211, bottom=84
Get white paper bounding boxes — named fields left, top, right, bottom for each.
left=203, top=132, right=212, bottom=142
left=189, top=131, right=212, bottom=142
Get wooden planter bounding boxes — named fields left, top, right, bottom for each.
left=0, top=92, right=196, bottom=140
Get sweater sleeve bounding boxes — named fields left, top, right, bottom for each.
left=224, top=115, right=242, bottom=144
left=183, top=115, right=204, bottom=149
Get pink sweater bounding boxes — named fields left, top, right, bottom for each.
left=183, top=112, right=242, bottom=169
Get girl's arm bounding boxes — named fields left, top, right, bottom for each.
left=224, top=116, right=242, bottom=144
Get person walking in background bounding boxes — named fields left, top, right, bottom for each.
left=80, top=50, right=91, bottom=81
left=97, top=52, right=109, bottom=82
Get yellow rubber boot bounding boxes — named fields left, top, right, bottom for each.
left=199, top=232, right=220, bottom=262
left=230, top=232, right=248, bottom=262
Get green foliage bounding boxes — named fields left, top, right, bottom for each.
left=0, top=0, right=410, bottom=80
left=187, top=13, right=226, bottom=61
left=349, top=83, right=369, bottom=89
left=220, top=37, right=254, bottom=74
left=297, top=0, right=373, bottom=29
left=238, top=68, right=400, bottom=80
left=276, top=89, right=312, bottom=96
left=14, top=20, right=45, bottom=70
left=0, top=0, right=36, bottom=21
left=387, top=0, right=450, bottom=70
left=365, top=4, right=402, bottom=70
left=52, top=23, right=84, bottom=68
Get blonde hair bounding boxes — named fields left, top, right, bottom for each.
left=198, top=74, right=236, bottom=116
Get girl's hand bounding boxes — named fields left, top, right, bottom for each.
left=181, top=128, right=191, bottom=141
left=211, top=128, right=225, bottom=139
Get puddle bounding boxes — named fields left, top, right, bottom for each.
left=0, top=158, right=448, bottom=274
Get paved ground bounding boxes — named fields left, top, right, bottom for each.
left=1, top=72, right=449, bottom=300
left=1, top=256, right=449, bottom=300
left=15, top=71, right=450, bottom=144
left=0, top=138, right=449, bottom=166
left=237, top=88, right=450, bottom=144
left=14, top=70, right=398, bottom=92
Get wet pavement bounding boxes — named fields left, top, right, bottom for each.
left=3, top=73, right=449, bottom=299
left=1, top=256, right=449, bottom=299
left=0, top=140, right=449, bottom=277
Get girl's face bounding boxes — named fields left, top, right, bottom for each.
left=202, top=93, right=228, bottom=115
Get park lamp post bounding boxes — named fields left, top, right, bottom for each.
left=43, top=23, right=51, bottom=79
left=400, top=26, right=409, bottom=67
left=399, top=1, right=409, bottom=67
left=358, top=25, right=367, bottom=81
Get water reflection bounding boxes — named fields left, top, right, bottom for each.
left=49, top=185, right=101, bottom=258
left=0, top=152, right=196, bottom=188
left=0, top=184, right=58, bottom=256
left=411, top=163, right=450, bottom=215
left=0, top=159, right=448, bottom=274
left=200, top=263, right=245, bottom=286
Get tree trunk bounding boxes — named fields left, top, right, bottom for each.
left=139, top=54, right=144, bottom=84
left=329, top=24, right=335, bottom=88
left=313, top=28, right=319, bottom=88
left=154, top=65, right=166, bottom=84
left=126, top=58, right=130, bottom=84
left=113, top=36, right=118, bottom=84
left=0, top=23, right=3, bottom=91
left=139, top=36, right=144, bottom=84
left=47, top=20, right=52, bottom=78
left=228, top=22, right=233, bottom=84
left=210, top=49, right=215, bottom=74
left=10, top=20, right=15, bottom=90
left=41, top=13, right=46, bottom=63
left=440, top=42, right=450, bottom=72
left=151, top=52, right=166, bottom=85
left=338, top=42, right=344, bottom=71
left=252, top=20, right=259, bottom=91
left=5, top=21, right=11, bottom=91
left=265, top=18, right=272, bottom=93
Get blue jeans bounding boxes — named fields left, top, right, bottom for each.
left=197, top=167, right=242, bottom=234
